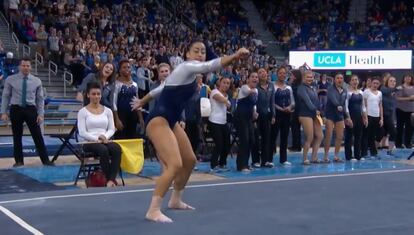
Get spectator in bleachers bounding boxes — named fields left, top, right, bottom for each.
left=0, top=52, right=19, bottom=86
left=8, top=0, right=20, bottom=21
left=271, top=66, right=294, bottom=166
left=297, top=70, right=323, bottom=165
left=35, top=24, right=48, bottom=60
left=113, top=59, right=144, bottom=139
left=77, top=81, right=121, bottom=187
left=69, top=43, right=86, bottom=86
left=76, top=62, right=116, bottom=108
left=0, top=39, right=4, bottom=55
left=169, top=48, right=184, bottom=69
left=149, top=63, right=170, bottom=112
left=136, top=56, right=153, bottom=108
left=0, top=58, right=54, bottom=167
left=155, top=46, right=170, bottom=65
left=197, top=74, right=211, bottom=98
left=235, top=72, right=258, bottom=172
left=323, top=73, right=347, bottom=163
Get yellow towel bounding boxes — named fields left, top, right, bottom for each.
left=114, top=139, right=144, bottom=174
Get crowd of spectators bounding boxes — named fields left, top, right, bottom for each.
left=3, top=0, right=284, bottom=87
left=256, top=0, right=414, bottom=51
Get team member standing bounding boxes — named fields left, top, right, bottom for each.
left=113, top=59, right=144, bottom=139
left=379, top=76, right=397, bottom=155
left=344, top=75, right=367, bottom=161
left=288, top=69, right=302, bottom=152
left=395, top=73, right=414, bottom=148
left=271, top=66, right=295, bottom=166
left=363, top=77, right=383, bottom=158
left=235, top=72, right=259, bottom=172
left=317, top=74, right=329, bottom=115
left=0, top=58, right=54, bottom=167
left=323, top=73, right=348, bottom=163
left=208, top=77, right=232, bottom=172
left=297, top=70, right=323, bottom=165
left=76, top=62, right=116, bottom=108
left=252, top=68, right=275, bottom=168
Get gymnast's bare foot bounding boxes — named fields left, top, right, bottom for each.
left=146, top=196, right=173, bottom=223
left=145, top=209, right=173, bottom=223
left=168, top=190, right=195, bottom=210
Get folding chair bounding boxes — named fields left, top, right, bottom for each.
left=408, top=152, right=414, bottom=160
left=198, top=117, right=215, bottom=162
left=73, top=132, right=125, bottom=187
left=74, top=148, right=125, bottom=187
left=50, top=124, right=80, bottom=162
left=143, top=137, right=157, bottom=162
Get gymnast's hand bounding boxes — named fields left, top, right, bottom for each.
left=98, top=135, right=109, bottom=144
left=130, top=96, right=142, bottom=111
left=236, top=48, right=250, bottom=59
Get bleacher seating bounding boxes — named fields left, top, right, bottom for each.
left=255, top=0, right=414, bottom=51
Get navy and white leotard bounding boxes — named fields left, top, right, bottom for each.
left=146, top=58, right=222, bottom=128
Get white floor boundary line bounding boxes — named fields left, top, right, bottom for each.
left=0, top=168, right=413, bottom=205
left=0, top=205, right=44, bottom=235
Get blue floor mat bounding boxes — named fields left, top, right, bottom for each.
left=10, top=148, right=413, bottom=184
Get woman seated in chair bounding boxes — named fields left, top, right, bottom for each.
left=77, top=82, right=121, bottom=187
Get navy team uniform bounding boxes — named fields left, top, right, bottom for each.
left=147, top=58, right=222, bottom=128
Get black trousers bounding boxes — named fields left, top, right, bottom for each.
left=377, top=115, right=396, bottom=142
left=366, top=116, right=380, bottom=156
left=115, top=110, right=138, bottom=139
left=344, top=115, right=363, bottom=160
left=290, top=111, right=302, bottom=149
left=271, top=112, right=291, bottom=163
left=252, top=113, right=272, bottom=165
left=10, top=105, right=50, bottom=164
left=208, top=121, right=230, bottom=168
left=185, top=120, right=200, bottom=154
left=235, top=116, right=255, bottom=171
left=83, top=142, right=122, bottom=181
left=396, top=108, right=412, bottom=147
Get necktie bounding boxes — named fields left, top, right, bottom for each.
left=22, top=76, right=27, bottom=107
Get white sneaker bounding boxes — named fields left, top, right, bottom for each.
left=350, top=158, right=358, bottom=163
left=218, top=165, right=230, bottom=172
left=359, top=157, right=366, bottom=161
left=282, top=161, right=292, bottom=166
left=252, top=163, right=261, bottom=168
left=210, top=166, right=220, bottom=173
left=241, top=168, right=251, bottom=173
left=264, top=162, right=275, bottom=168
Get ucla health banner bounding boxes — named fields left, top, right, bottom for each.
left=289, top=50, right=412, bottom=70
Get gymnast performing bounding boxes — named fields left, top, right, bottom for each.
left=131, top=40, right=250, bottom=223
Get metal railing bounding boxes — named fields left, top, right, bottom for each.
left=22, top=44, right=30, bottom=58
left=11, top=32, right=19, bottom=56
left=35, top=52, right=44, bottom=75
left=48, top=61, right=58, bottom=85
left=0, top=11, right=10, bottom=32
left=63, top=70, right=73, bottom=97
